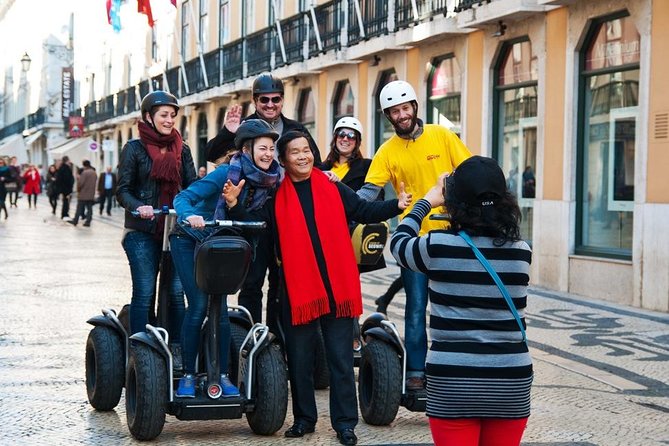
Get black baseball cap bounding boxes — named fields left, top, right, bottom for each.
left=448, top=156, right=507, bottom=206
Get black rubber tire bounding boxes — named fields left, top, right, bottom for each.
left=85, top=326, right=125, bottom=411
left=313, top=328, right=330, bottom=390
left=358, top=339, right=402, bottom=426
left=229, top=322, right=248, bottom=385
left=246, top=343, right=288, bottom=435
left=125, top=343, right=167, bottom=441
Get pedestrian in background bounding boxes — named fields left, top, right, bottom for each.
left=0, top=158, right=10, bottom=219
left=391, top=156, right=532, bottom=446
left=7, top=156, right=21, bottom=207
left=116, top=90, right=196, bottom=354
left=56, top=156, right=74, bottom=219
left=197, top=166, right=207, bottom=179
left=97, top=166, right=117, bottom=216
left=46, top=164, right=59, bottom=215
left=68, top=160, right=97, bottom=227
left=22, top=164, right=41, bottom=209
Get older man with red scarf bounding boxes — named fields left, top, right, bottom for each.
left=223, top=130, right=411, bottom=446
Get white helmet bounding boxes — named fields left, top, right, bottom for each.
left=379, top=80, right=418, bottom=111
left=333, top=116, right=363, bottom=137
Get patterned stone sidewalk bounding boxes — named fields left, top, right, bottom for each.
left=0, top=202, right=667, bottom=445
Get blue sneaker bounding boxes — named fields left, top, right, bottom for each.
left=220, top=374, right=240, bottom=398
left=176, top=374, right=196, bottom=398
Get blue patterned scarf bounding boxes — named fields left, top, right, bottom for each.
left=214, top=152, right=280, bottom=220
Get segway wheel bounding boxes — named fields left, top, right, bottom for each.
left=313, top=328, right=330, bottom=390
left=229, top=322, right=248, bottom=385
left=125, top=343, right=167, bottom=440
left=358, top=338, right=402, bottom=426
left=85, top=326, right=124, bottom=411
left=246, top=343, right=288, bottom=435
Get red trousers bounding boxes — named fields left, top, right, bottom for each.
left=429, top=417, right=529, bottom=446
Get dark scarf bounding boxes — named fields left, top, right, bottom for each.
left=275, top=169, right=362, bottom=325
left=214, top=152, right=280, bottom=220
left=138, top=120, right=183, bottom=235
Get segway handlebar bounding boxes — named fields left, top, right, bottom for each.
left=429, top=213, right=450, bottom=221
left=181, top=220, right=267, bottom=229
left=130, top=205, right=176, bottom=217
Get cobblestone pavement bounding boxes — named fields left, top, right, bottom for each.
left=1, top=201, right=668, bottom=445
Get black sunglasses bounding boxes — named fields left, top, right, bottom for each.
left=257, top=96, right=283, bottom=104
left=336, top=130, right=357, bottom=140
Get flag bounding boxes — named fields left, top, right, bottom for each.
left=138, top=0, right=154, bottom=27
left=106, top=0, right=122, bottom=33
left=170, top=0, right=177, bottom=6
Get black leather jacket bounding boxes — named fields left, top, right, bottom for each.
left=116, top=138, right=197, bottom=234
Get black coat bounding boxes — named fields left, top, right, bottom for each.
left=205, top=112, right=322, bottom=166
left=116, top=139, right=197, bottom=234
left=55, top=163, right=74, bottom=195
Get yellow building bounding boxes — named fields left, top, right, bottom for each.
left=78, top=0, right=668, bottom=312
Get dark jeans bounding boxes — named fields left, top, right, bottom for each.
left=401, top=267, right=429, bottom=375
left=72, top=199, right=94, bottom=225
left=9, top=189, right=19, bottom=206
left=237, top=232, right=278, bottom=324
left=99, top=189, right=113, bottom=215
left=170, top=234, right=231, bottom=374
left=283, top=304, right=358, bottom=432
left=48, top=194, right=58, bottom=214
left=122, top=230, right=185, bottom=338
left=60, top=193, right=71, bottom=218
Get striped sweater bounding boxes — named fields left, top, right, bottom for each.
left=390, top=199, right=533, bottom=419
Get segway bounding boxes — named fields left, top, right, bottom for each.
left=357, top=312, right=427, bottom=426
left=124, top=217, right=288, bottom=441
left=85, top=206, right=182, bottom=412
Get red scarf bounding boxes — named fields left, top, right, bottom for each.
left=138, top=121, right=183, bottom=235
left=275, top=169, right=362, bottom=325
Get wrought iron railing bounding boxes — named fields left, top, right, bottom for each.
left=246, top=28, right=275, bottom=76
left=280, top=13, right=306, bottom=65
left=222, top=39, right=243, bottom=83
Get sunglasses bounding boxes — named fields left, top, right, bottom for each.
left=336, top=130, right=357, bottom=140
left=257, top=96, right=283, bottom=104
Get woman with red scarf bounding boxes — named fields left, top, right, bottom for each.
left=223, top=130, right=412, bottom=446
left=116, top=91, right=197, bottom=359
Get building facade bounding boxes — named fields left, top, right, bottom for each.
left=2, top=0, right=668, bottom=312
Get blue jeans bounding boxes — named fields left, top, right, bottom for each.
left=122, top=230, right=185, bottom=339
left=170, top=234, right=230, bottom=375
left=401, top=267, right=428, bottom=375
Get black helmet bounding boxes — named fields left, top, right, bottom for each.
left=140, top=90, right=179, bottom=120
left=234, top=119, right=280, bottom=150
left=252, top=73, right=284, bottom=96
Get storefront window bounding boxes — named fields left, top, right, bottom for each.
left=427, top=55, right=461, bottom=135
left=493, top=39, right=538, bottom=242
left=332, top=80, right=355, bottom=129
left=577, top=13, right=639, bottom=258
left=297, top=88, right=316, bottom=137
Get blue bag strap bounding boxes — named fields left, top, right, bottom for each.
left=458, top=230, right=527, bottom=343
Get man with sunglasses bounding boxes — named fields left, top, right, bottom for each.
left=357, top=80, right=472, bottom=393
left=205, top=72, right=321, bottom=166
left=204, top=72, right=321, bottom=334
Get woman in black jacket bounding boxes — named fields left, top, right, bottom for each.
left=116, top=91, right=197, bottom=354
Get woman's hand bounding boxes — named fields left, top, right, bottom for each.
left=186, top=215, right=205, bottom=229
left=323, top=171, right=340, bottom=183
left=423, top=173, right=448, bottom=208
left=397, top=182, right=413, bottom=210
left=222, top=178, right=245, bottom=208
left=136, top=205, right=155, bottom=220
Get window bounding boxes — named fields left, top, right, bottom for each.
left=197, top=112, right=208, bottom=168
left=297, top=88, right=316, bottom=137
left=374, top=69, right=398, bottom=154
left=181, top=2, right=190, bottom=60
left=243, top=0, right=255, bottom=36
left=576, top=12, right=639, bottom=258
left=493, top=38, right=538, bottom=242
left=219, top=0, right=230, bottom=45
left=151, top=27, right=158, bottom=62
left=332, top=80, right=355, bottom=130
left=269, top=0, right=284, bottom=24
left=427, top=55, right=461, bottom=136
left=199, top=0, right=208, bottom=50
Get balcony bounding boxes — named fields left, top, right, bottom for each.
left=456, top=0, right=550, bottom=28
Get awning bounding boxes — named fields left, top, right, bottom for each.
left=24, top=129, right=44, bottom=147
left=0, top=134, right=28, bottom=164
left=48, top=137, right=98, bottom=169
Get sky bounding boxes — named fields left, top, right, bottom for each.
left=0, top=0, right=176, bottom=112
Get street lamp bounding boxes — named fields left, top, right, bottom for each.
left=20, top=52, right=32, bottom=72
